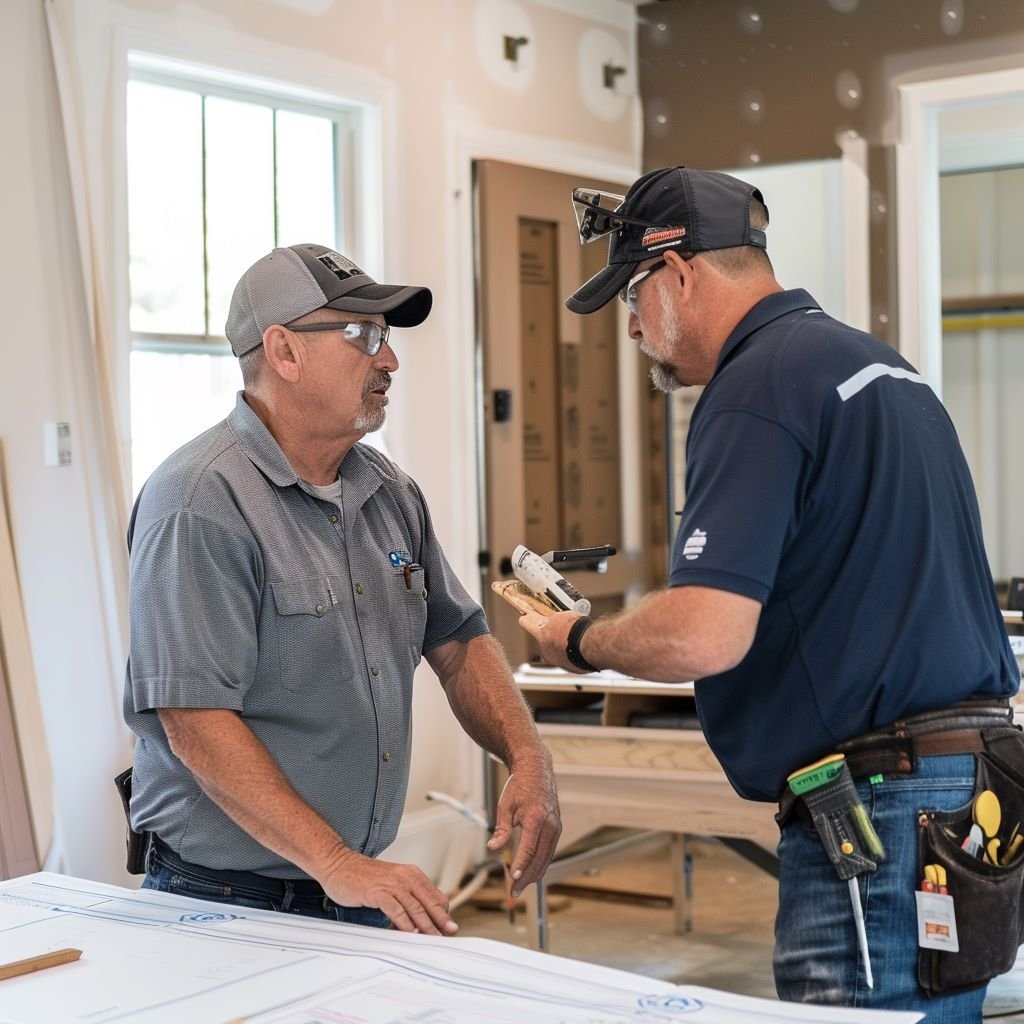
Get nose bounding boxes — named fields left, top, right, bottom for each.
left=375, top=340, right=399, bottom=372
left=628, top=311, right=643, bottom=342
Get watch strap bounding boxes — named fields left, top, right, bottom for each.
left=565, top=616, right=598, bottom=673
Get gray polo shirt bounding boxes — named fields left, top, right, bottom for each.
left=123, top=393, right=488, bottom=877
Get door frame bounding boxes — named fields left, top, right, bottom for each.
left=448, top=126, right=641, bottom=595
left=895, top=65, right=1024, bottom=393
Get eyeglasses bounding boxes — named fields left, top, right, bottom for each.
left=285, top=319, right=389, bottom=356
left=619, top=260, right=668, bottom=315
left=571, top=186, right=669, bottom=244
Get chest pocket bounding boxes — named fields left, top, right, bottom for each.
left=393, top=566, right=428, bottom=665
left=272, top=577, right=353, bottom=692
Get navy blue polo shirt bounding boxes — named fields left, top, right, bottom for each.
left=671, top=289, right=1019, bottom=801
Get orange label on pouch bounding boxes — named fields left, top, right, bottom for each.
left=916, top=890, right=959, bottom=952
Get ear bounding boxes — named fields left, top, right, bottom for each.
left=662, top=249, right=696, bottom=301
left=261, top=325, right=304, bottom=384
left=663, top=249, right=693, bottom=278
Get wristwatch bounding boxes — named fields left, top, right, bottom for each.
left=565, top=616, right=598, bottom=673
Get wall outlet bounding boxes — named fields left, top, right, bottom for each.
left=43, top=421, right=71, bottom=467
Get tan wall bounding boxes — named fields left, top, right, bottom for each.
left=637, top=0, right=1024, bottom=348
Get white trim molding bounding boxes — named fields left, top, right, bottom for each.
left=895, top=66, right=1024, bottom=394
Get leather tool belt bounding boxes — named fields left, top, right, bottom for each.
left=776, top=699, right=1016, bottom=831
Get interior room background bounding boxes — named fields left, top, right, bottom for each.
left=2, top=0, right=1022, bottom=889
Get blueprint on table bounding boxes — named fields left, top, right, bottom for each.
left=0, top=873, right=921, bottom=1023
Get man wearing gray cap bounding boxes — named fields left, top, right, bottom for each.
left=520, top=168, right=1018, bottom=1019
left=123, top=244, right=560, bottom=935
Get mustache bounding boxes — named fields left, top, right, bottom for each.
left=363, top=371, right=392, bottom=397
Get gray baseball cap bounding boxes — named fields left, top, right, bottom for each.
left=225, top=243, right=433, bottom=356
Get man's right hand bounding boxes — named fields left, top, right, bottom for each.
left=322, top=849, right=458, bottom=935
left=156, top=708, right=456, bottom=934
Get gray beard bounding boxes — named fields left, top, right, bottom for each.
left=643, top=287, right=684, bottom=393
left=649, top=361, right=682, bottom=393
left=354, top=405, right=386, bottom=433
left=354, top=372, right=390, bottom=432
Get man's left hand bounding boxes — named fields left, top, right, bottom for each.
left=486, top=760, right=561, bottom=897
left=518, top=610, right=583, bottom=673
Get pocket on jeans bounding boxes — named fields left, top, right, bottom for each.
left=917, top=750, right=1024, bottom=995
left=167, top=873, right=232, bottom=902
left=333, top=904, right=392, bottom=929
left=165, top=872, right=276, bottom=913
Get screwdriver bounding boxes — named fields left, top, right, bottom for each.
left=787, top=754, right=880, bottom=990
left=848, top=876, right=874, bottom=989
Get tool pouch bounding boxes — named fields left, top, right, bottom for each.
left=800, top=761, right=883, bottom=881
left=917, top=729, right=1024, bottom=995
left=113, top=767, right=151, bottom=875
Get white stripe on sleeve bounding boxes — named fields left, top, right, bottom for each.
left=836, top=363, right=929, bottom=402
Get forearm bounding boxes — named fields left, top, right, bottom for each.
left=524, top=586, right=761, bottom=682
left=583, top=593, right=707, bottom=681
left=158, top=708, right=349, bottom=880
left=429, top=635, right=550, bottom=772
left=428, top=633, right=561, bottom=887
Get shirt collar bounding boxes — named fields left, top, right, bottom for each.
left=715, top=288, right=821, bottom=370
left=226, top=392, right=384, bottom=508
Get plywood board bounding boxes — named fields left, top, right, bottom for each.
left=0, top=438, right=52, bottom=868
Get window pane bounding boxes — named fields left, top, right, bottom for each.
left=127, top=81, right=205, bottom=335
left=275, top=110, right=337, bottom=247
left=129, top=350, right=241, bottom=494
left=205, top=97, right=275, bottom=338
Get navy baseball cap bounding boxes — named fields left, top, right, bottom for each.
left=226, top=243, right=433, bottom=357
left=566, top=167, right=768, bottom=314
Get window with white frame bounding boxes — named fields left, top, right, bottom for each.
left=126, top=67, right=357, bottom=493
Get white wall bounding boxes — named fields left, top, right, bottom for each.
left=2, top=0, right=134, bottom=884
left=2, top=0, right=639, bottom=882
left=722, top=159, right=848, bottom=321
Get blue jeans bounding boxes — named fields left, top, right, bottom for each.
left=774, top=754, right=985, bottom=1023
left=141, top=837, right=391, bottom=928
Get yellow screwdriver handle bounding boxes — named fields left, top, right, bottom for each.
left=974, top=790, right=1001, bottom=839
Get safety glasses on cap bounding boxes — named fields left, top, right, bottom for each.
left=286, top=319, right=389, bottom=356
left=571, top=186, right=672, bottom=245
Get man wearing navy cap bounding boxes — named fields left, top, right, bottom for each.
left=124, top=244, right=560, bottom=935
left=521, top=169, right=1019, bottom=1018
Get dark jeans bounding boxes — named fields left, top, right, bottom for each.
left=141, top=836, right=391, bottom=928
left=774, top=754, right=985, bottom=1022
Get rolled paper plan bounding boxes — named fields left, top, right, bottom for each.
left=490, top=579, right=559, bottom=616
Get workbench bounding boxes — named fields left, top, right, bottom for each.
left=512, top=665, right=779, bottom=947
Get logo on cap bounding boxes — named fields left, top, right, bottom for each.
left=641, top=226, right=687, bottom=249
left=317, top=252, right=364, bottom=279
